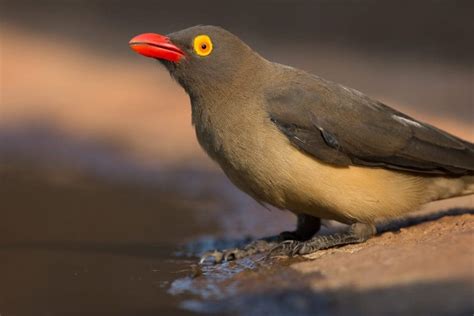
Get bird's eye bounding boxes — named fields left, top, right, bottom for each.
left=193, top=35, right=213, bottom=57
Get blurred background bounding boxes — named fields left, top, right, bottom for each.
left=0, top=1, right=473, bottom=315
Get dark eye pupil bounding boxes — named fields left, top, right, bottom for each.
left=201, top=43, right=207, bottom=49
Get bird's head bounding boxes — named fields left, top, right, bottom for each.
left=129, top=25, right=262, bottom=96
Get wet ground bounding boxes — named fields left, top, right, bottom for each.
left=1, top=140, right=473, bottom=315
left=0, top=134, right=296, bottom=316
left=0, top=165, right=199, bottom=316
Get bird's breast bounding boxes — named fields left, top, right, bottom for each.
left=192, top=100, right=302, bottom=208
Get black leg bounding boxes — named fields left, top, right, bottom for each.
left=282, top=213, right=322, bottom=241
left=269, top=222, right=376, bottom=257
left=199, top=214, right=321, bottom=264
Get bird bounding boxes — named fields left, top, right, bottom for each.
left=129, top=25, right=474, bottom=264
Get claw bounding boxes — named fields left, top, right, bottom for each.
left=223, top=250, right=237, bottom=262
left=291, top=242, right=303, bottom=256
left=199, top=250, right=224, bottom=265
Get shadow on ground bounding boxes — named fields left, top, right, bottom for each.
left=178, top=279, right=472, bottom=316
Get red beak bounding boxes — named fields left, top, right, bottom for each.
left=129, top=33, right=185, bottom=62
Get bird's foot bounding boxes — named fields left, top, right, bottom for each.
left=268, top=223, right=376, bottom=258
left=199, top=231, right=305, bottom=265
left=199, top=239, right=277, bottom=264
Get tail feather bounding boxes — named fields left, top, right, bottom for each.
left=426, top=175, right=474, bottom=202
left=462, top=176, right=474, bottom=196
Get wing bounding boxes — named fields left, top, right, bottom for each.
left=266, top=73, right=474, bottom=175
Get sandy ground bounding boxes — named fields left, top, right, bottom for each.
left=179, top=209, right=473, bottom=316
left=294, top=212, right=474, bottom=315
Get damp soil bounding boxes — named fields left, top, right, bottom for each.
left=0, top=158, right=293, bottom=316
left=0, top=158, right=473, bottom=316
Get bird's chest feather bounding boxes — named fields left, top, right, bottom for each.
left=192, top=98, right=289, bottom=204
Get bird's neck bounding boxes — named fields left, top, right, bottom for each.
left=190, top=56, right=270, bottom=126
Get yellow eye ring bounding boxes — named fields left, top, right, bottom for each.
left=193, top=35, right=213, bottom=57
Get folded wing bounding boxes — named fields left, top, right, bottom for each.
left=266, top=74, right=474, bottom=175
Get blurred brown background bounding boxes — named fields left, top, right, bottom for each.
left=0, top=1, right=473, bottom=315
left=1, top=0, right=473, bottom=167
